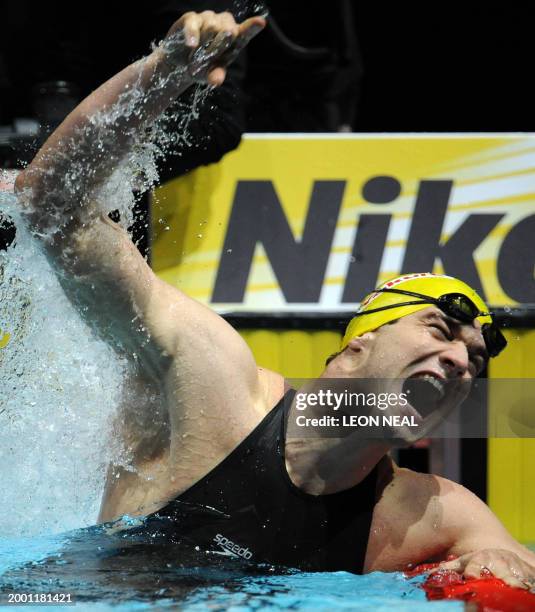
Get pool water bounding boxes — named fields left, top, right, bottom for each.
left=0, top=519, right=461, bottom=611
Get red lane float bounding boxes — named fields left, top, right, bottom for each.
left=405, top=561, right=535, bottom=611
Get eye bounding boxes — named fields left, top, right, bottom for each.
left=469, top=354, right=485, bottom=376
left=430, top=323, right=453, bottom=341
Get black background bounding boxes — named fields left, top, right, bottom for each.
left=0, top=2, right=533, bottom=132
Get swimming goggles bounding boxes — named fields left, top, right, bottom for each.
left=355, top=288, right=507, bottom=358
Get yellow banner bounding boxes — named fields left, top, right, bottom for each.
left=152, top=134, right=535, bottom=311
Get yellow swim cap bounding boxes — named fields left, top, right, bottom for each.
left=341, top=272, right=492, bottom=350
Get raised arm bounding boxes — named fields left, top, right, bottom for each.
left=13, top=12, right=265, bottom=372
left=16, top=11, right=265, bottom=220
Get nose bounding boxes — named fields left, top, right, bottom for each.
left=439, top=341, right=470, bottom=378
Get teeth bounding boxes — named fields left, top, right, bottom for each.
left=403, top=375, right=447, bottom=417
left=411, top=373, right=446, bottom=400
left=420, top=375, right=445, bottom=400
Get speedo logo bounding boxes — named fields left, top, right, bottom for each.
left=213, top=533, right=253, bottom=560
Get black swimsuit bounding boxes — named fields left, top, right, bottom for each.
left=141, top=390, right=378, bottom=573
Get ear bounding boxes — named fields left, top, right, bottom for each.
left=347, top=332, right=374, bottom=353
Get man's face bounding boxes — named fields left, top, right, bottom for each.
left=352, top=306, right=488, bottom=444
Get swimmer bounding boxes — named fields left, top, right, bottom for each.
left=13, top=10, right=535, bottom=588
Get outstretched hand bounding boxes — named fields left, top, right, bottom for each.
left=430, top=548, right=535, bottom=590
left=160, top=10, right=266, bottom=86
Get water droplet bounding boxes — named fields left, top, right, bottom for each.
left=196, top=234, right=203, bottom=239
left=226, top=248, right=232, bottom=254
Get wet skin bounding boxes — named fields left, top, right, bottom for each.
left=12, top=9, right=535, bottom=588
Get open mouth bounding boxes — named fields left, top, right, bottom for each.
left=402, top=374, right=446, bottom=419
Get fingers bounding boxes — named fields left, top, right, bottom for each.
left=432, top=557, right=464, bottom=573
left=190, top=30, right=234, bottom=86
left=236, top=16, right=267, bottom=48
left=199, top=13, right=264, bottom=67
left=192, top=13, right=264, bottom=85
left=163, top=11, right=265, bottom=86
left=463, top=557, right=526, bottom=589
left=208, top=17, right=266, bottom=79
left=180, top=12, right=202, bottom=48
left=428, top=554, right=467, bottom=575
left=191, top=31, right=232, bottom=68
left=206, top=66, right=227, bottom=87
left=219, top=16, right=266, bottom=65
left=430, top=550, right=535, bottom=590
left=205, top=11, right=239, bottom=42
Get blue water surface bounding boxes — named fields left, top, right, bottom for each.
left=0, top=522, right=461, bottom=611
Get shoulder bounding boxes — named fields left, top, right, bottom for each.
left=365, top=463, right=466, bottom=571
left=257, top=367, right=287, bottom=415
left=374, top=463, right=444, bottom=524
left=378, top=464, right=477, bottom=529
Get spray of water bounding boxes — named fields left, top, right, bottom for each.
left=0, top=45, right=212, bottom=536
left=232, top=0, right=268, bottom=20
left=0, top=201, right=128, bottom=536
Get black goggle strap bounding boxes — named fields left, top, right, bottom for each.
left=353, top=298, right=436, bottom=318
left=377, top=288, right=489, bottom=320
left=375, top=287, right=437, bottom=301
left=482, top=323, right=508, bottom=358
left=367, top=288, right=507, bottom=358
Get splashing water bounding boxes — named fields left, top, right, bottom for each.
left=0, top=200, right=132, bottom=536
left=0, top=48, right=212, bottom=537
left=231, top=0, right=269, bottom=20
